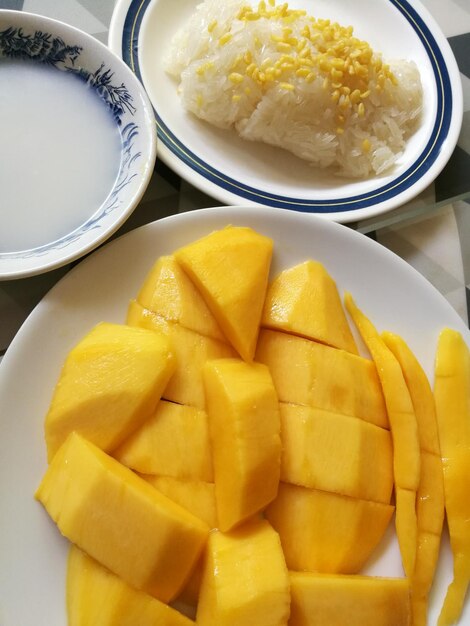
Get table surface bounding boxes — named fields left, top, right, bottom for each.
left=1, top=0, right=470, bottom=363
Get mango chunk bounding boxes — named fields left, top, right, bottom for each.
left=262, top=260, right=358, bottom=354
left=141, top=475, right=217, bottom=528
left=114, top=400, right=213, bottom=481
left=127, top=300, right=236, bottom=408
left=280, top=403, right=393, bottom=503
left=289, top=572, right=410, bottom=626
left=44, top=322, right=175, bottom=462
left=434, top=329, right=470, bottom=626
left=35, top=432, right=209, bottom=603
left=203, top=358, right=281, bottom=531
left=344, top=294, right=420, bottom=578
left=137, top=254, right=225, bottom=342
left=67, top=546, right=194, bottom=626
left=174, top=226, right=273, bottom=361
left=265, top=482, right=393, bottom=574
left=256, top=329, right=388, bottom=428
left=196, top=519, right=290, bottom=626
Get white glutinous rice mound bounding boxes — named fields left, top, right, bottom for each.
left=164, top=0, right=423, bottom=178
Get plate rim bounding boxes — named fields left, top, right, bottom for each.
left=109, top=0, right=463, bottom=223
left=0, top=9, right=158, bottom=281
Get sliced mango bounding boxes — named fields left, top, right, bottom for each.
left=114, top=400, right=213, bottom=481
left=142, top=475, right=217, bottom=528
left=344, top=294, right=420, bottom=578
left=196, top=519, right=290, bottom=626
left=203, top=358, right=281, bottom=531
left=280, top=403, right=393, bottom=503
left=256, top=329, right=388, bottom=428
left=174, top=226, right=273, bottom=361
left=44, top=322, right=175, bottom=462
left=137, top=254, right=225, bottom=342
left=289, top=572, right=410, bottom=626
left=382, top=331, right=445, bottom=625
left=265, top=482, right=393, bottom=574
left=434, top=328, right=470, bottom=626
left=67, top=546, right=194, bottom=626
left=262, top=260, right=358, bottom=354
left=127, top=300, right=235, bottom=408
left=35, top=432, right=209, bottom=603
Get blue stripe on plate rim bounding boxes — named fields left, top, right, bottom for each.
left=121, top=0, right=452, bottom=214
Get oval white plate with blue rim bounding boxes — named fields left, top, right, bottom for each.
left=109, top=0, right=463, bottom=223
left=0, top=10, right=157, bottom=280
left=0, top=206, right=469, bottom=624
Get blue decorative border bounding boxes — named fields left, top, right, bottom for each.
left=0, top=25, right=140, bottom=259
left=121, top=0, right=453, bottom=214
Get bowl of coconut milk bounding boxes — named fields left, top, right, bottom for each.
left=0, top=10, right=157, bottom=279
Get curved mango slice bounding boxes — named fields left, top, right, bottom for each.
left=434, top=328, right=470, bottom=626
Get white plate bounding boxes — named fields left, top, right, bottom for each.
left=0, top=10, right=157, bottom=280
left=109, top=0, right=463, bottom=223
left=0, top=206, right=469, bottom=624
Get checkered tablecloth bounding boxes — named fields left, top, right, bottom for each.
left=1, top=0, right=470, bottom=361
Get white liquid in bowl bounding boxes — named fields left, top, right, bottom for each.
left=0, top=59, right=122, bottom=253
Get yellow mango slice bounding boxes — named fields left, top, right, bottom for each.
left=255, top=329, right=388, bottom=428
left=434, top=328, right=470, bottom=626
left=67, top=546, right=194, bottom=626
left=137, top=254, right=225, bottom=342
left=114, top=400, right=213, bottom=481
left=344, top=294, right=420, bottom=578
left=382, top=331, right=441, bottom=455
left=174, top=226, right=273, bottom=361
left=265, top=482, right=394, bottom=574
left=44, top=322, right=175, bottom=462
left=196, top=519, right=290, bottom=626
left=289, top=572, right=410, bottom=626
left=262, top=260, right=358, bottom=354
left=127, top=300, right=236, bottom=408
left=142, top=475, right=217, bottom=528
left=280, top=403, right=393, bottom=503
left=35, top=432, right=209, bottom=603
left=382, top=331, right=445, bottom=625
left=203, top=358, right=281, bottom=531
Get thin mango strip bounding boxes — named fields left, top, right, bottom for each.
left=344, top=294, right=420, bottom=578
left=434, top=328, right=470, bottom=626
left=383, top=331, right=445, bottom=626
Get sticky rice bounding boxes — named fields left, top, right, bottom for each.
left=164, top=0, right=423, bottom=178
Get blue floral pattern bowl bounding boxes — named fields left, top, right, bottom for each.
left=0, top=10, right=157, bottom=279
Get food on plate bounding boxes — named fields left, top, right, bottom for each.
left=165, top=0, right=423, bottom=178
left=67, top=546, right=194, bottom=626
left=43, top=322, right=175, bottom=461
left=196, top=518, right=290, bottom=626
left=289, top=571, right=410, bottom=626
left=35, top=432, right=209, bottom=603
left=114, top=399, right=214, bottom=480
left=265, top=482, right=394, bottom=573
left=140, top=475, right=217, bottom=528
left=261, top=259, right=358, bottom=354
left=137, top=254, right=225, bottom=342
left=256, top=328, right=388, bottom=428
left=203, top=358, right=281, bottom=531
left=174, top=225, right=273, bottom=361
left=127, top=299, right=236, bottom=408
left=383, top=331, right=444, bottom=626
left=279, top=403, right=393, bottom=502
left=434, top=329, right=470, bottom=626
left=34, top=225, right=469, bottom=625
left=345, top=293, right=421, bottom=579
